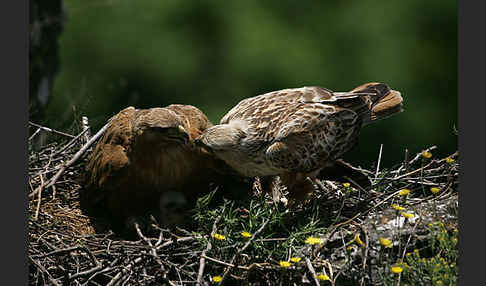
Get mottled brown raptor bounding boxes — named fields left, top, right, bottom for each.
left=195, top=82, right=403, bottom=201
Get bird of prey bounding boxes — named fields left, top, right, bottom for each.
left=195, top=82, right=403, bottom=201
left=81, top=104, right=231, bottom=235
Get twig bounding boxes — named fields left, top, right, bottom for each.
left=31, top=245, right=81, bottom=259
left=29, top=121, right=76, bottom=138
left=68, top=247, right=103, bottom=281
left=29, top=154, right=53, bottom=199
left=396, top=217, right=421, bottom=286
left=106, top=257, right=143, bottom=286
left=315, top=188, right=405, bottom=256
left=220, top=208, right=275, bottom=284
left=392, top=160, right=436, bottom=181
left=157, top=236, right=200, bottom=250
left=403, top=148, right=409, bottom=174
left=52, top=127, right=90, bottom=157
left=196, top=204, right=227, bottom=286
left=375, top=144, right=383, bottom=180
left=305, top=257, right=321, bottom=286
left=46, top=123, right=109, bottom=188
left=29, top=256, right=62, bottom=286
left=358, top=225, right=369, bottom=286
left=323, top=261, right=335, bottom=286
left=34, top=174, right=45, bottom=221
left=394, top=149, right=409, bottom=178
left=408, top=146, right=437, bottom=166
left=134, top=223, right=166, bottom=273
left=82, top=116, right=91, bottom=143
left=29, top=128, right=42, bottom=141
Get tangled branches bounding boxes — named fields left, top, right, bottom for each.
left=28, top=121, right=458, bottom=285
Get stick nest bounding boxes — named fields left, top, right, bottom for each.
left=28, top=122, right=458, bottom=286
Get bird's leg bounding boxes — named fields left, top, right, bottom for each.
left=259, top=176, right=281, bottom=202
left=280, top=172, right=315, bottom=203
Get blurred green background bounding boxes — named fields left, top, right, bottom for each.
left=42, top=0, right=457, bottom=168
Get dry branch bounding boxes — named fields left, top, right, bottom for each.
left=46, top=123, right=109, bottom=188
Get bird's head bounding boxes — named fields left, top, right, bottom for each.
left=146, top=124, right=190, bottom=144
left=134, top=108, right=190, bottom=145
left=194, top=123, right=245, bottom=155
left=349, top=82, right=403, bottom=123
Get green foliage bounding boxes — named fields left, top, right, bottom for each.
left=380, top=221, right=458, bottom=286
left=45, top=0, right=457, bottom=167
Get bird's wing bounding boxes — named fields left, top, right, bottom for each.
left=220, top=86, right=373, bottom=124
left=263, top=102, right=360, bottom=172
left=84, top=106, right=135, bottom=190
left=221, top=86, right=331, bottom=124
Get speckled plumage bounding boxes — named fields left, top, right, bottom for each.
left=196, top=82, right=403, bottom=201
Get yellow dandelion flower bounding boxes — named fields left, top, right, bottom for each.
left=413, top=249, right=420, bottom=256
left=212, top=275, right=222, bottom=283
left=317, top=274, right=330, bottom=281
left=343, top=182, right=351, bottom=188
left=427, top=223, right=433, bottom=227
left=406, top=252, right=411, bottom=256
left=398, top=189, right=411, bottom=196
left=436, top=280, right=443, bottom=285
left=354, top=234, right=365, bottom=246
left=213, top=233, right=226, bottom=240
left=422, top=150, right=432, bottom=159
left=392, top=204, right=405, bottom=211
left=241, top=231, right=252, bottom=238
left=279, top=261, right=291, bottom=268
left=290, top=257, right=301, bottom=263
left=401, top=212, right=415, bottom=219
left=445, top=157, right=455, bottom=163
left=379, top=237, right=392, bottom=248
left=346, top=246, right=354, bottom=252
left=391, top=266, right=403, bottom=273
left=305, top=236, right=323, bottom=245
left=430, top=187, right=440, bottom=194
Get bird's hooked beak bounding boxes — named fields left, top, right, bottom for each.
left=177, top=125, right=190, bottom=144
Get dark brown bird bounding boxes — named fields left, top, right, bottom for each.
left=81, top=104, right=231, bottom=235
left=195, top=82, right=403, bottom=201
